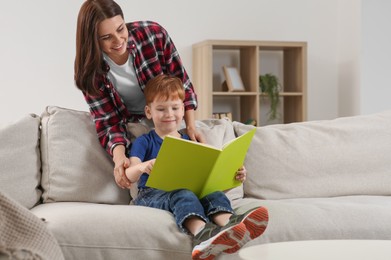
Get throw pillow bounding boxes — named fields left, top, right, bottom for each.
left=40, top=106, right=131, bottom=204
left=0, top=114, right=41, bottom=209
left=234, top=110, right=391, bottom=199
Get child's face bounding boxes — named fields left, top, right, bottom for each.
left=145, top=97, right=184, bottom=134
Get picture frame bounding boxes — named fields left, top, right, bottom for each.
left=223, top=66, right=245, bottom=92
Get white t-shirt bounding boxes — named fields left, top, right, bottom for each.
left=103, top=53, right=145, bottom=115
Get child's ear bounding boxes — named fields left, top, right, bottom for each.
left=145, top=105, right=152, bottom=119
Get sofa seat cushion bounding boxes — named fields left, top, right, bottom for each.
left=238, top=196, right=391, bottom=244
left=219, top=196, right=391, bottom=260
left=31, top=202, right=192, bottom=260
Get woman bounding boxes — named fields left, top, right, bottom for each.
left=74, top=0, right=203, bottom=190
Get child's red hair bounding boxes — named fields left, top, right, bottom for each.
left=144, top=74, right=185, bottom=105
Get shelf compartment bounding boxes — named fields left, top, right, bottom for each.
left=193, top=40, right=307, bottom=125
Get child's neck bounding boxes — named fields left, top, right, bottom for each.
left=155, top=129, right=181, bottom=139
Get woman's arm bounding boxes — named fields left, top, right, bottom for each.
left=154, top=24, right=204, bottom=143
left=83, top=86, right=130, bottom=156
left=184, top=109, right=205, bottom=143
left=112, top=145, right=132, bottom=189
left=83, top=87, right=132, bottom=189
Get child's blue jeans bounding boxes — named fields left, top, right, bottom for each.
left=134, top=187, right=234, bottom=233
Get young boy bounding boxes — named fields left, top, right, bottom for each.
left=125, top=74, right=268, bottom=260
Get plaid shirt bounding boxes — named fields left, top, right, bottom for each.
left=83, top=21, right=198, bottom=156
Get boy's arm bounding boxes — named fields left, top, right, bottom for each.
left=125, top=157, right=156, bottom=183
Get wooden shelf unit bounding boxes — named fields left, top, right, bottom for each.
left=192, top=40, right=307, bottom=125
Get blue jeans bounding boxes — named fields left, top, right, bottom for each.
left=134, top=188, right=234, bottom=233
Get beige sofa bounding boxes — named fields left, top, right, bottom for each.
left=1, top=106, right=391, bottom=260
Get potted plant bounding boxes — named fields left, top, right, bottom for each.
left=259, top=73, right=281, bottom=121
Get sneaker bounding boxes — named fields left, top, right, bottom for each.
left=192, top=221, right=246, bottom=260
left=223, top=207, right=269, bottom=253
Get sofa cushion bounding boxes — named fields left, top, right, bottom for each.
left=219, top=196, right=391, bottom=260
left=31, top=202, right=192, bottom=260
left=40, top=106, right=241, bottom=204
left=0, top=114, right=41, bottom=209
left=40, top=106, right=130, bottom=204
left=234, top=111, right=391, bottom=199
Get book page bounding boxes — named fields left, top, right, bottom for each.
left=146, top=128, right=256, bottom=198
left=146, top=137, right=221, bottom=196
left=164, top=135, right=221, bottom=151
left=200, top=128, right=256, bottom=198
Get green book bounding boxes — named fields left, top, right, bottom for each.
left=146, top=128, right=256, bottom=198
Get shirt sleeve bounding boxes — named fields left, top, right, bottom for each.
left=129, top=135, right=148, bottom=160
left=132, top=21, right=197, bottom=110
left=148, top=21, right=198, bottom=111
left=83, top=88, right=130, bottom=156
left=128, top=21, right=198, bottom=111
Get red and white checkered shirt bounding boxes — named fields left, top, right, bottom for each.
left=83, top=21, right=198, bottom=156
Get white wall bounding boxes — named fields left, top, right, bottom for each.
left=0, top=0, right=379, bottom=123
left=361, top=0, right=391, bottom=115
left=337, top=0, right=361, bottom=117
left=0, top=1, right=83, bottom=123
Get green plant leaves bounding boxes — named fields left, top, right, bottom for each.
left=259, top=74, right=281, bottom=121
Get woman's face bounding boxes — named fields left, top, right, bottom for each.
left=98, top=15, right=129, bottom=64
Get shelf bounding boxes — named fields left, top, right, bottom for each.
left=213, top=91, right=303, bottom=96
left=260, top=92, right=303, bottom=97
left=213, top=92, right=258, bottom=96
left=192, top=40, right=307, bottom=125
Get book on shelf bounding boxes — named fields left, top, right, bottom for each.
left=146, top=128, right=256, bottom=198
left=212, top=112, right=232, bottom=121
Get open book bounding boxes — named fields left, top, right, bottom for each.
left=146, top=128, right=256, bottom=198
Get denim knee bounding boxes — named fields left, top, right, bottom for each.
left=200, top=191, right=234, bottom=217
left=170, top=189, right=208, bottom=233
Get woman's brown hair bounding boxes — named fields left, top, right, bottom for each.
left=74, top=0, right=123, bottom=96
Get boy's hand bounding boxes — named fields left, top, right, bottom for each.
left=235, top=166, right=247, bottom=183
left=125, top=158, right=156, bottom=184
left=142, top=159, right=156, bottom=174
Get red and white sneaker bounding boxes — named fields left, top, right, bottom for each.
left=192, top=221, right=247, bottom=260
left=223, top=207, right=269, bottom=254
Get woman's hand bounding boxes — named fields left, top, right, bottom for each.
left=235, top=166, right=247, bottom=183
left=184, top=109, right=206, bottom=143
left=112, top=145, right=132, bottom=189
left=187, top=126, right=206, bottom=143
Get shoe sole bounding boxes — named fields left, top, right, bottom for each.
left=223, top=207, right=269, bottom=254
left=192, top=222, right=246, bottom=260
left=243, top=207, right=269, bottom=239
